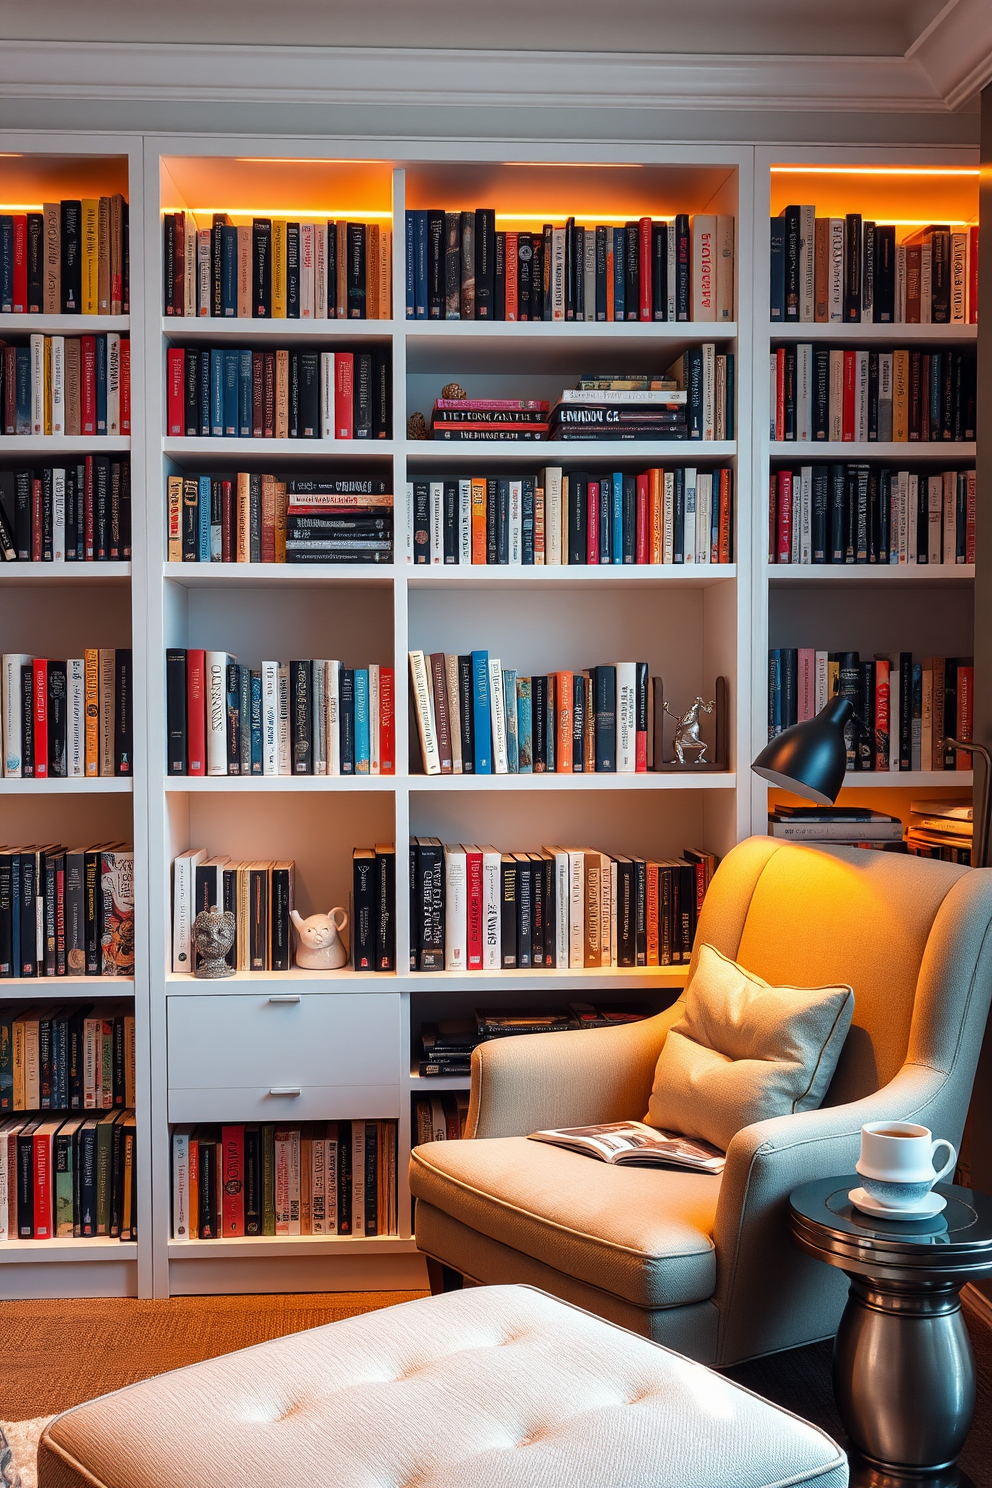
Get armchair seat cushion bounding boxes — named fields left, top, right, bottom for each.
left=410, top=1135, right=720, bottom=1309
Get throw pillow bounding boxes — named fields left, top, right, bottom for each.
left=646, top=943, right=854, bottom=1151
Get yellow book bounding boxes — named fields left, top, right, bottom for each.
left=98, top=196, right=111, bottom=312
left=379, top=228, right=391, bottom=319
left=366, top=224, right=378, bottom=320
left=892, top=349, right=909, bottom=442
left=81, top=199, right=100, bottom=315
left=84, top=649, right=100, bottom=775
left=167, top=475, right=183, bottom=562
left=271, top=220, right=287, bottom=317
left=236, top=472, right=251, bottom=563
left=470, top=478, right=486, bottom=563
left=99, top=649, right=115, bottom=777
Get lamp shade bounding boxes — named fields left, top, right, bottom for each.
left=751, top=695, right=854, bottom=805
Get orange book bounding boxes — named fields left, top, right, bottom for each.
left=260, top=476, right=276, bottom=561
left=556, top=671, right=573, bottom=773
left=649, top=468, right=663, bottom=564
left=84, top=648, right=100, bottom=776
left=470, top=478, right=487, bottom=563
left=273, top=481, right=288, bottom=563
left=188, top=1137, right=200, bottom=1240
left=646, top=862, right=660, bottom=965
left=718, top=469, right=733, bottom=564
left=367, top=225, right=379, bottom=321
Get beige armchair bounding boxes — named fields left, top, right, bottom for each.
left=410, top=836, right=992, bottom=1366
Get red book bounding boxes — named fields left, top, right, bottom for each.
left=252, top=351, right=264, bottom=436
left=586, top=480, right=599, bottom=563
left=119, top=339, right=131, bottom=434
left=12, top=215, right=27, bottom=313
left=776, top=469, right=792, bottom=563
left=186, top=648, right=206, bottom=776
left=956, top=665, right=974, bottom=770
left=636, top=472, right=650, bottom=563
left=874, top=658, right=890, bottom=770
left=718, top=469, right=732, bottom=564
left=768, top=472, right=776, bottom=562
left=221, top=480, right=234, bottom=563
left=84, top=456, right=95, bottom=560
left=639, top=217, right=652, bottom=321
left=33, top=659, right=48, bottom=776
left=379, top=667, right=395, bottom=774
left=32, top=1125, right=55, bottom=1239
left=775, top=347, right=785, bottom=440
left=505, top=233, right=518, bottom=321
left=166, top=347, right=185, bottom=437
left=465, top=847, right=484, bottom=969
left=335, top=353, right=354, bottom=439
left=842, top=351, right=856, bottom=441
left=80, top=336, right=97, bottom=435
left=969, top=226, right=979, bottom=323
left=220, top=1124, right=245, bottom=1236
left=31, top=478, right=43, bottom=561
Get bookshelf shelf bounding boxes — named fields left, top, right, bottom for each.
left=1, top=437, right=130, bottom=453
left=163, top=438, right=397, bottom=458
left=164, top=968, right=687, bottom=996
left=407, top=440, right=737, bottom=462
left=0, top=777, right=132, bottom=794
left=406, top=564, right=736, bottom=590
left=408, top=773, right=737, bottom=791
left=0, top=1241, right=138, bottom=1263
left=168, top=1235, right=414, bottom=1258
left=163, top=562, right=396, bottom=588
left=766, top=323, right=976, bottom=343
left=770, top=442, right=976, bottom=459
left=0, top=977, right=134, bottom=995
left=163, top=775, right=396, bottom=792
left=406, top=320, right=737, bottom=375
left=161, top=318, right=391, bottom=342
left=408, top=1073, right=472, bottom=1091
left=0, top=563, right=131, bottom=584
left=835, top=771, right=973, bottom=788
left=0, top=315, right=130, bottom=334
left=768, top=565, right=973, bottom=587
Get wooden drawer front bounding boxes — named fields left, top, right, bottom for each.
left=167, top=993, right=401, bottom=1120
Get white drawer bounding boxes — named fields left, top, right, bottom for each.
left=167, top=992, right=401, bottom=1123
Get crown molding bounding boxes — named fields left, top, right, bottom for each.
left=0, top=39, right=986, bottom=115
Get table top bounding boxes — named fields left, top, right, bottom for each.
left=789, top=1176, right=992, bottom=1281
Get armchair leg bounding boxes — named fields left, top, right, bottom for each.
left=426, top=1257, right=464, bottom=1296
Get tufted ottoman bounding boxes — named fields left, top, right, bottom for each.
left=38, top=1286, right=847, bottom=1487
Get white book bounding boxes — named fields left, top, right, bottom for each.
left=814, top=651, right=830, bottom=713
left=828, top=219, right=844, bottom=321
left=184, top=213, right=197, bottom=316
left=197, top=229, right=210, bottom=315
left=312, top=661, right=327, bottom=775
left=325, top=1132, right=338, bottom=1234
left=106, top=333, right=120, bottom=435
left=888, top=659, right=900, bottom=771
left=172, top=848, right=207, bottom=972
left=351, top=1124, right=365, bottom=1237
left=716, top=214, right=734, bottom=321
left=796, top=342, right=812, bottom=441
left=0, top=1122, right=11, bottom=1241
left=481, top=845, right=501, bottom=970
left=929, top=474, right=945, bottom=565
left=799, top=204, right=815, bottom=322
left=408, top=650, right=440, bottom=775
left=446, top=654, right=463, bottom=773
left=405, top=482, right=414, bottom=563
left=3, top=654, right=30, bottom=776
left=52, top=466, right=65, bottom=560
left=301, top=223, right=315, bottom=318
left=908, top=474, right=919, bottom=565
left=320, top=353, right=335, bottom=437
left=828, top=349, right=844, bottom=441
left=277, top=662, right=291, bottom=775
left=50, top=335, right=64, bottom=434
left=509, top=479, right=522, bottom=563
left=695, top=473, right=712, bottom=564
left=544, top=467, right=563, bottom=565
left=206, top=651, right=229, bottom=775
left=855, top=350, right=869, bottom=442
left=666, top=226, right=677, bottom=322
left=311, top=1132, right=326, bottom=1234
left=30, top=333, right=45, bottom=434
left=261, top=660, right=280, bottom=775
left=682, top=469, right=696, bottom=563
left=313, top=223, right=328, bottom=319
left=615, top=662, right=636, bottom=773
left=567, top=848, right=585, bottom=969
left=950, top=232, right=967, bottom=323
left=663, top=471, right=675, bottom=564
left=878, top=354, right=893, bottom=442
left=458, top=479, right=472, bottom=564
left=549, top=847, right=570, bottom=968
left=237, top=225, right=251, bottom=318
left=701, top=342, right=716, bottom=439
left=68, top=658, right=85, bottom=777
left=896, top=470, right=909, bottom=563
left=920, top=242, right=932, bottom=323
left=444, top=845, right=467, bottom=970
left=489, top=657, right=508, bottom=773
left=369, top=662, right=380, bottom=775
left=326, top=661, right=341, bottom=775
left=799, top=466, right=813, bottom=565
left=429, top=480, right=444, bottom=565
left=691, top=215, right=717, bottom=321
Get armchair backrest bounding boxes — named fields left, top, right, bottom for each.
left=689, top=836, right=979, bottom=1106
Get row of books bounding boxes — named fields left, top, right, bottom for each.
left=405, top=211, right=734, bottom=323
left=0, top=1003, right=136, bottom=1110
left=904, top=798, right=973, bottom=866
left=2, top=334, right=130, bottom=437
left=0, top=198, right=129, bottom=316
left=771, top=213, right=977, bottom=325
left=408, top=466, right=733, bottom=566
left=419, top=1005, right=652, bottom=1078
left=0, top=1108, right=137, bottom=1242
left=768, top=650, right=973, bottom=772
left=171, top=1120, right=398, bottom=1238
left=163, top=215, right=391, bottom=320
left=770, top=345, right=975, bottom=444
left=413, top=1090, right=470, bottom=1138
left=165, top=346, right=390, bottom=441
left=769, top=465, right=975, bottom=567
left=166, top=474, right=392, bottom=566
left=172, top=852, right=294, bottom=975
left=410, top=840, right=715, bottom=974
left=0, top=458, right=130, bottom=564
left=165, top=651, right=396, bottom=777
left=0, top=847, right=134, bottom=979
left=768, top=805, right=905, bottom=845
left=1, top=652, right=132, bottom=779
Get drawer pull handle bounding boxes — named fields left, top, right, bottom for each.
left=268, top=996, right=301, bottom=1005
left=269, top=1087, right=302, bottom=1097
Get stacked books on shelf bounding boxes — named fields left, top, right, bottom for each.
left=171, top=852, right=295, bottom=974
left=165, top=651, right=395, bottom=777
left=905, top=798, right=973, bottom=865
left=430, top=398, right=548, bottom=442
left=163, top=215, right=391, bottom=320
left=2, top=650, right=132, bottom=778
left=2, top=334, right=130, bottom=437
left=418, top=1005, right=652, bottom=1078
left=770, top=210, right=978, bottom=324
left=552, top=356, right=733, bottom=443
left=170, top=1120, right=398, bottom=1238
left=0, top=846, right=134, bottom=978
left=769, top=464, right=975, bottom=566
left=410, top=840, right=715, bottom=972
left=405, top=209, right=734, bottom=321
left=352, top=845, right=396, bottom=973
left=770, top=344, right=976, bottom=443
left=767, top=805, right=904, bottom=849
left=0, top=1003, right=136, bottom=1108
left=165, top=345, right=390, bottom=440
left=768, top=648, right=973, bottom=772
left=0, top=1107, right=137, bottom=1242
left=167, top=474, right=392, bottom=566
left=413, top=1090, right=470, bottom=1136
left=0, top=457, right=131, bottom=563
left=409, top=464, right=733, bottom=566
left=0, top=198, right=129, bottom=316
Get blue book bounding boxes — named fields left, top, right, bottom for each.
left=0, top=216, right=12, bottom=311
left=503, top=669, right=519, bottom=773
left=198, top=476, right=212, bottom=561
left=613, top=227, right=625, bottom=321
left=223, top=350, right=238, bottom=436
left=521, top=479, right=534, bottom=565
left=516, top=678, right=533, bottom=773
left=15, top=348, right=31, bottom=433
left=414, top=211, right=429, bottom=319
left=250, top=672, right=262, bottom=774
left=209, top=350, right=224, bottom=435
left=199, top=349, right=211, bottom=435
left=237, top=349, right=252, bottom=436
left=221, top=224, right=238, bottom=315
left=95, top=337, right=107, bottom=433
left=769, top=218, right=786, bottom=321
left=471, top=650, right=491, bottom=774
left=612, top=471, right=623, bottom=565
left=405, top=212, right=416, bottom=319
left=598, top=478, right=611, bottom=564
left=354, top=668, right=370, bottom=774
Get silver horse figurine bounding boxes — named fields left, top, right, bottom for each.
left=664, top=696, right=715, bottom=765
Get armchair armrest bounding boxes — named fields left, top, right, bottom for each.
left=466, top=1002, right=684, bottom=1139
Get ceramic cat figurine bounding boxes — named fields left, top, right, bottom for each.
left=290, top=907, right=349, bottom=970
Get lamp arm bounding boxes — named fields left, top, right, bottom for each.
left=945, top=739, right=991, bottom=870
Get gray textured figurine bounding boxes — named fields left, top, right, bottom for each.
left=664, top=696, right=715, bottom=765
left=291, top=907, right=349, bottom=970
left=192, top=908, right=236, bottom=978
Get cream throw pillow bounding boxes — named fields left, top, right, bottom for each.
left=646, top=943, right=854, bottom=1151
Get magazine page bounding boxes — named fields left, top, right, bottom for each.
left=529, top=1120, right=725, bottom=1171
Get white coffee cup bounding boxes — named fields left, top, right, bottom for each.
left=856, top=1121, right=956, bottom=1210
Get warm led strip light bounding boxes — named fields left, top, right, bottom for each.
left=234, top=158, right=383, bottom=165
left=771, top=165, right=979, bottom=177
left=493, top=214, right=674, bottom=225
left=0, top=203, right=44, bottom=211
left=169, top=208, right=393, bottom=218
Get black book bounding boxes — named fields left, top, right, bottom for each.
left=593, top=665, right=617, bottom=771
left=299, top=351, right=320, bottom=438
left=93, top=456, right=110, bottom=560
left=198, top=1135, right=218, bottom=1239
left=339, top=667, right=355, bottom=773
left=873, top=226, right=895, bottom=323
left=574, top=225, right=585, bottom=320
left=225, top=661, right=241, bottom=777
left=782, top=205, right=801, bottom=321
left=567, top=471, right=587, bottom=565
left=444, top=212, right=461, bottom=319
left=163, top=214, right=176, bottom=313
left=252, top=218, right=272, bottom=316
left=530, top=234, right=544, bottom=321
left=47, top=660, right=67, bottom=777
left=532, top=676, right=547, bottom=772
left=867, top=351, right=879, bottom=441
left=867, top=469, right=879, bottom=563
left=354, top=351, right=373, bottom=440
left=858, top=661, right=875, bottom=772
left=493, top=231, right=506, bottom=320
left=651, top=221, right=668, bottom=321
left=521, top=478, right=535, bottom=563
left=442, top=480, right=459, bottom=563
left=780, top=649, right=798, bottom=730
left=496, top=478, right=510, bottom=564
left=624, top=221, right=639, bottom=321
left=60, top=201, right=82, bottom=313
left=573, top=672, right=585, bottom=771
left=84, top=850, right=102, bottom=976
left=288, top=350, right=299, bottom=438
left=616, top=857, right=636, bottom=967
left=286, top=222, right=300, bottom=317
left=515, top=854, right=533, bottom=968
left=899, top=652, right=913, bottom=771
left=563, top=217, right=575, bottom=319
left=862, top=222, right=874, bottom=321
left=115, top=649, right=132, bottom=776
left=41, top=466, right=54, bottom=560
left=244, top=1126, right=262, bottom=1234
left=270, top=863, right=292, bottom=971
left=517, top=233, right=532, bottom=321
left=829, top=463, right=845, bottom=562
left=672, top=467, right=685, bottom=562
left=415, top=839, right=445, bottom=971
left=347, top=223, right=367, bottom=318
left=474, top=209, right=495, bottom=319
left=853, top=463, right=870, bottom=563
left=63, top=467, right=78, bottom=562
left=182, top=475, right=199, bottom=562
left=837, top=652, right=860, bottom=768
left=427, top=210, right=445, bottom=319
left=458, top=655, right=474, bottom=773
left=373, top=349, right=390, bottom=439
left=375, top=844, right=395, bottom=972
left=500, top=855, right=517, bottom=967
left=485, top=477, right=498, bottom=565
left=364, top=1121, right=379, bottom=1236
left=27, top=212, right=44, bottom=312
left=290, top=660, right=312, bottom=774
left=675, top=214, right=691, bottom=321
left=811, top=464, right=828, bottom=563
left=20, top=663, right=33, bottom=778
left=530, top=852, right=544, bottom=966
left=843, top=214, right=862, bottom=322
left=210, top=214, right=226, bottom=319
left=930, top=227, right=951, bottom=324
left=18, top=1120, right=39, bottom=1236
left=878, top=468, right=892, bottom=564
left=19, top=851, right=37, bottom=975
left=412, top=480, right=430, bottom=564
left=326, top=220, right=337, bottom=315
left=352, top=848, right=376, bottom=970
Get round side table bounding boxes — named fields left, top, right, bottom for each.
left=790, top=1176, right=992, bottom=1488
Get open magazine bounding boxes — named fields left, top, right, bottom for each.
left=529, top=1120, right=725, bottom=1173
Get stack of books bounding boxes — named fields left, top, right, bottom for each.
left=0, top=1003, right=136, bottom=1109
left=1, top=1108, right=137, bottom=1242
left=2, top=334, right=130, bottom=437
left=418, top=1021, right=481, bottom=1078
left=0, top=846, right=134, bottom=978
left=413, top=1091, right=470, bottom=1139
left=549, top=379, right=686, bottom=443
left=352, top=845, right=396, bottom=973
left=767, top=806, right=905, bottom=849
left=2, top=650, right=132, bottom=779
left=0, top=458, right=131, bottom=564
left=1, top=197, right=129, bottom=316
left=905, top=798, right=973, bottom=865
left=430, top=397, right=549, bottom=442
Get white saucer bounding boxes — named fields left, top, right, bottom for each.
left=849, top=1186, right=947, bottom=1221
